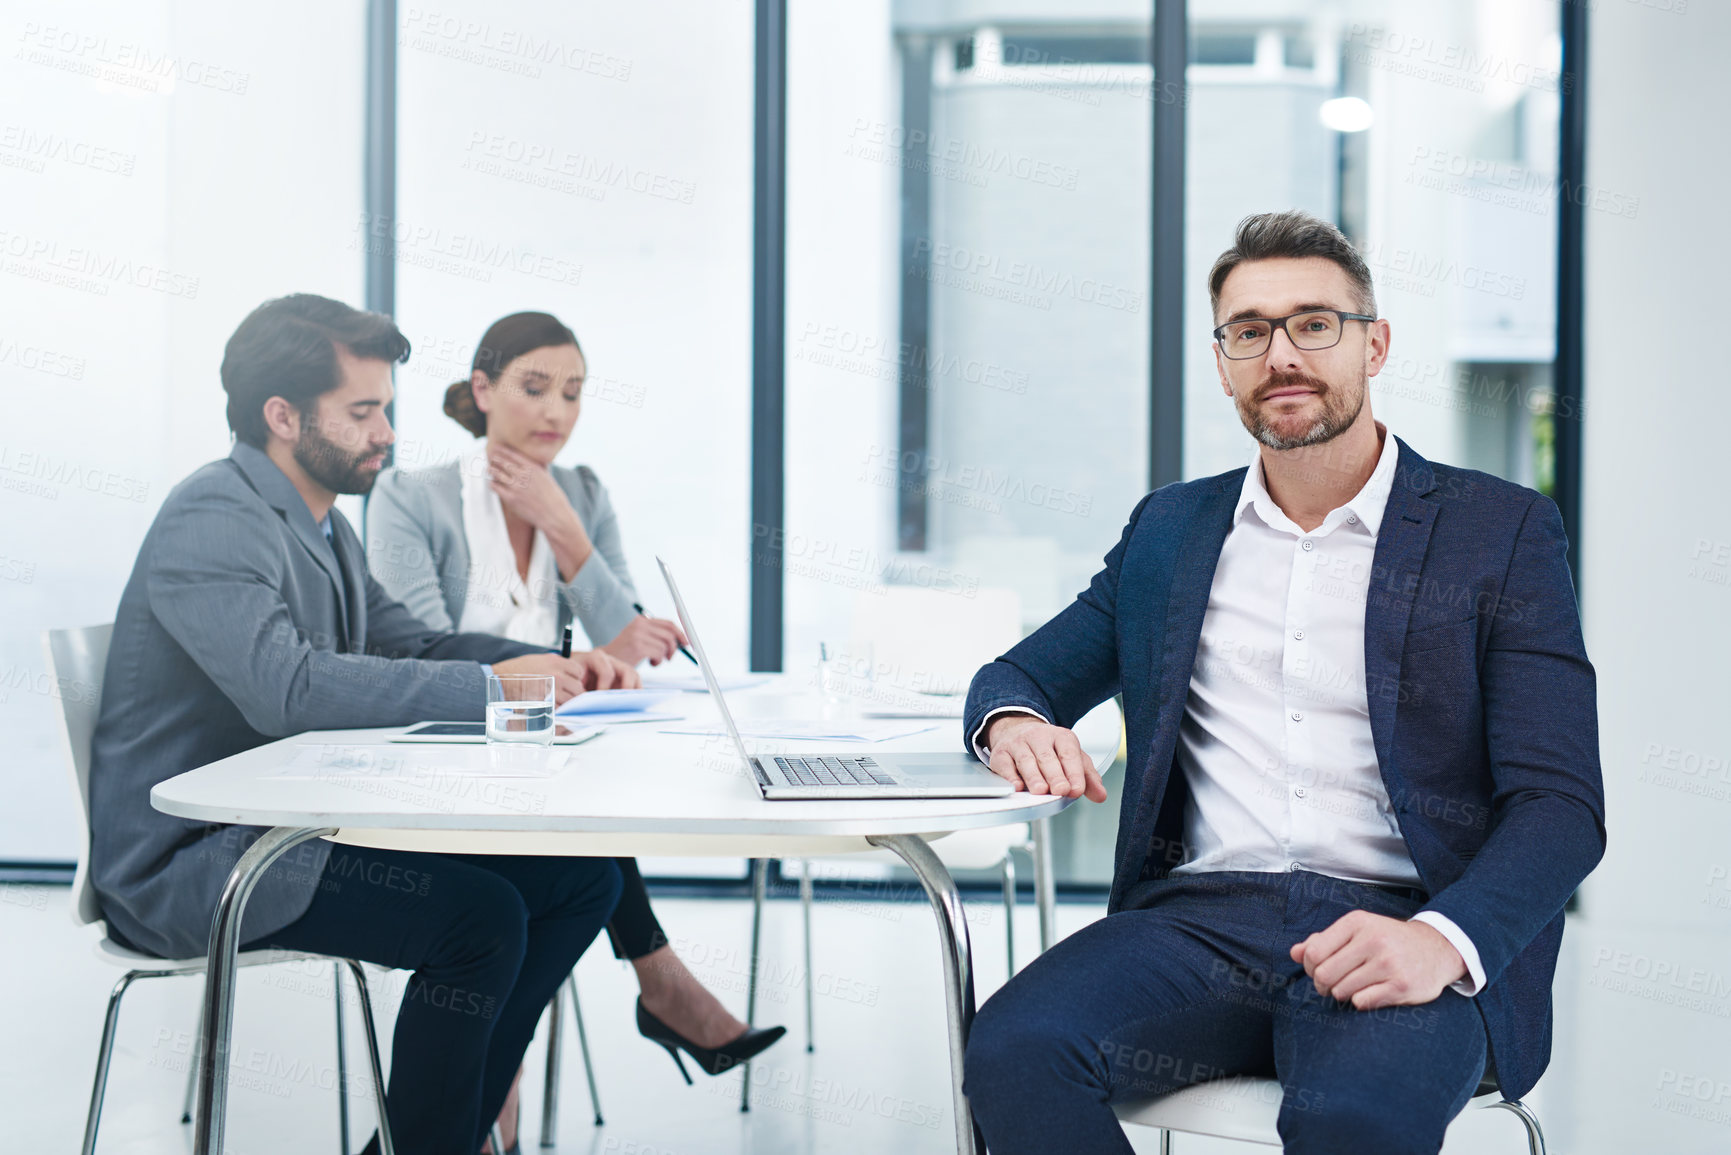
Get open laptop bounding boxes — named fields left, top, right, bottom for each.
left=657, top=557, right=1013, bottom=800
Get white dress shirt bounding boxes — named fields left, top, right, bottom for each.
left=455, top=441, right=561, bottom=646
left=975, top=426, right=1485, bottom=995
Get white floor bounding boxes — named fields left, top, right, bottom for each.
left=4, top=883, right=1726, bottom=1154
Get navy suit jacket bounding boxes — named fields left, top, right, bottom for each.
left=962, top=438, right=1605, bottom=1099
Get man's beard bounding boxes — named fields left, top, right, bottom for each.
left=1237, top=368, right=1366, bottom=451
left=294, top=418, right=384, bottom=495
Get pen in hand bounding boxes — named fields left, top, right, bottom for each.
left=560, top=625, right=573, bottom=659
left=633, top=602, right=699, bottom=666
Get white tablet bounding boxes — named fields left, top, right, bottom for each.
left=391, top=721, right=604, bottom=745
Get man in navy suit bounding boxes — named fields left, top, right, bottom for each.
left=960, top=211, right=1604, bottom=1154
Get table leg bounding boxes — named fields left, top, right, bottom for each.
left=192, top=825, right=336, bottom=1155
left=1031, top=816, right=1057, bottom=954
left=866, top=834, right=985, bottom=1155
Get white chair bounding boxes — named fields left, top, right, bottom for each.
left=534, top=970, right=603, bottom=1142
left=1113, top=1072, right=1546, bottom=1153
left=45, top=624, right=394, bottom=1155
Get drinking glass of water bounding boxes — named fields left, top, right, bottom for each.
left=818, top=642, right=873, bottom=707
left=486, top=674, right=556, bottom=746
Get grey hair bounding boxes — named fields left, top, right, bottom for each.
left=1207, top=210, right=1377, bottom=321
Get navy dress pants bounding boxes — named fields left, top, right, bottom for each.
left=253, top=845, right=622, bottom=1155
left=964, top=871, right=1488, bottom=1155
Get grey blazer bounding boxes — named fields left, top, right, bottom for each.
left=364, top=458, right=640, bottom=649
left=88, top=442, right=540, bottom=959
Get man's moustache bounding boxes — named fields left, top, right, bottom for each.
left=1256, top=375, right=1329, bottom=402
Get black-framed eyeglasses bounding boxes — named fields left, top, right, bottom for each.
left=1211, top=309, right=1377, bottom=360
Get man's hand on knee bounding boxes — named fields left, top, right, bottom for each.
left=984, top=715, right=1108, bottom=802
left=1289, top=910, right=1467, bottom=1010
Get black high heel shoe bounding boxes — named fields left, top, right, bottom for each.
left=635, top=999, right=787, bottom=1083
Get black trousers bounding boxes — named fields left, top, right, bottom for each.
left=604, top=857, right=668, bottom=960
left=255, top=845, right=621, bottom=1155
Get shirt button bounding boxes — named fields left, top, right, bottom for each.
left=1291, top=711, right=1304, bottom=722
left=1292, top=629, right=1305, bottom=641
left=1347, top=514, right=1359, bottom=525
left=1288, top=862, right=1304, bottom=873
left=1300, top=540, right=1315, bottom=552
left=1294, top=786, right=1307, bottom=798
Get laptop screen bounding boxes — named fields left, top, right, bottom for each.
left=655, top=557, right=758, bottom=777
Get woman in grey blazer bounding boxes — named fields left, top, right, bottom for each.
left=367, top=313, right=783, bottom=1140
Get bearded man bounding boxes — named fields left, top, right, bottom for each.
left=88, top=294, right=636, bottom=1154
left=959, top=211, right=1604, bottom=1155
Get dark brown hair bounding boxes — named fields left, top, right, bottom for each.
left=1207, top=210, right=1376, bottom=322
left=222, top=294, right=410, bottom=447
left=443, top=311, right=582, bottom=437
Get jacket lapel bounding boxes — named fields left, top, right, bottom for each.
left=229, top=443, right=353, bottom=647
left=330, top=515, right=369, bottom=651
left=1364, top=439, right=1439, bottom=781
left=1155, top=480, right=1239, bottom=717
left=1120, top=476, right=1239, bottom=858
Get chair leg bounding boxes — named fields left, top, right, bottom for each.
left=334, top=962, right=350, bottom=1154
left=540, top=982, right=562, bottom=1145
left=343, top=961, right=395, bottom=1155
left=1491, top=1098, right=1547, bottom=1155
left=800, top=861, right=814, bottom=1053
left=1157, top=1128, right=1173, bottom=1155
left=181, top=985, right=206, bottom=1124
left=566, top=974, right=603, bottom=1127
left=1000, top=851, right=1017, bottom=978
left=81, top=970, right=141, bottom=1155
left=740, top=858, right=767, bottom=1112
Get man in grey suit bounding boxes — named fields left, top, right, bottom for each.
left=88, top=293, right=634, bottom=1154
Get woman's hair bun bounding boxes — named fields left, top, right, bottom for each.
left=443, top=378, right=487, bottom=437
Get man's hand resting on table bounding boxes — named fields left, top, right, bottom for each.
left=983, top=714, right=1108, bottom=802
left=1290, top=911, right=1468, bottom=1010
left=493, top=651, right=641, bottom=704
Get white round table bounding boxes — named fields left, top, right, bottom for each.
left=152, top=682, right=1121, bottom=1155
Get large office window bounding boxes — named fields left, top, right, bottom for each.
left=779, top=1, right=1571, bottom=889
left=782, top=1, right=1159, bottom=886
left=0, top=0, right=1578, bottom=887
left=392, top=1, right=756, bottom=877
left=392, top=1, right=755, bottom=665
left=0, top=0, right=367, bottom=863
left=1185, top=3, right=1564, bottom=491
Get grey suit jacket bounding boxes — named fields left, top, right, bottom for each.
left=364, top=458, right=640, bottom=649
left=88, top=442, right=541, bottom=959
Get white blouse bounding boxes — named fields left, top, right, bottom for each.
left=455, top=440, right=563, bottom=646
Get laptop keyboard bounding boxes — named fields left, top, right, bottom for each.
left=772, top=755, right=897, bottom=787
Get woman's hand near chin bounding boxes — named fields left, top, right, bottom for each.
left=487, top=442, right=594, bottom=578
left=601, top=615, right=689, bottom=666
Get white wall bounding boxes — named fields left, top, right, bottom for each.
left=1570, top=2, right=1731, bottom=1150
left=1577, top=0, right=1729, bottom=938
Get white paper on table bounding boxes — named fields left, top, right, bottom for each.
left=555, top=688, right=679, bottom=716
left=640, top=671, right=771, bottom=693
left=856, top=702, right=966, bottom=719
left=657, top=718, right=942, bottom=743
left=566, top=710, right=684, bottom=726
left=269, top=743, right=571, bottom=780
